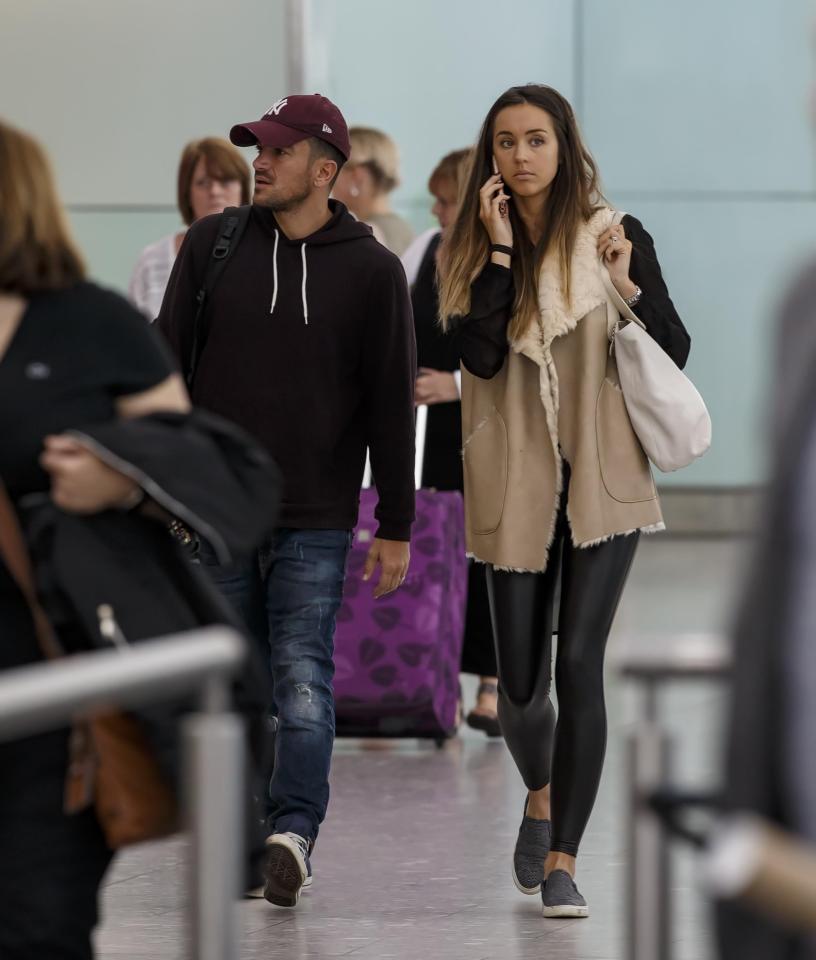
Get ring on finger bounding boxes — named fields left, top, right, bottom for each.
left=611, top=235, right=619, bottom=242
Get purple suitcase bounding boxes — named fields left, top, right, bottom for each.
left=333, top=407, right=467, bottom=740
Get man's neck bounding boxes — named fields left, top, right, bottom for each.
left=274, top=193, right=333, bottom=241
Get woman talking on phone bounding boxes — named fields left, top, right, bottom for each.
left=438, top=84, right=690, bottom=917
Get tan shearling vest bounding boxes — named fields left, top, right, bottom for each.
left=461, top=207, right=664, bottom=573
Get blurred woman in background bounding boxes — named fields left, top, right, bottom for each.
left=401, top=148, right=501, bottom=737
left=332, top=126, right=415, bottom=256
left=128, top=137, right=250, bottom=320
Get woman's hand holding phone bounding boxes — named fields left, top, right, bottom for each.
left=479, top=157, right=513, bottom=251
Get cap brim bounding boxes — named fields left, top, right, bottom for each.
left=229, top=119, right=307, bottom=149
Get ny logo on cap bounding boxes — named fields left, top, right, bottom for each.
left=267, top=97, right=288, bottom=116
left=322, top=123, right=333, bottom=133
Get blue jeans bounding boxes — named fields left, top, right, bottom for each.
left=199, top=528, right=351, bottom=843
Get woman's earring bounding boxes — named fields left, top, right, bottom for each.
left=350, top=185, right=360, bottom=198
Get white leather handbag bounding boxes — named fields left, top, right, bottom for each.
left=600, top=216, right=712, bottom=473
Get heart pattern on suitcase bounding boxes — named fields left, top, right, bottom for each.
left=333, top=488, right=467, bottom=738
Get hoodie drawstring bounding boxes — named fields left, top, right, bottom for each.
left=301, top=243, right=308, bottom=325
left=269, top=231, right=309, bottom=326
left=269, top=229, right=280, bottom=315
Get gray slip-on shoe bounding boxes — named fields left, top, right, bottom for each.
left=512, top=811, right=552, bottom=895
left=541, top=869, right=589, bottom=918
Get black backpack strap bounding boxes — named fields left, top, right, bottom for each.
left=186, top=204, right=251, bottom=388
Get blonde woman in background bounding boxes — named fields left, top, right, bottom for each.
left=128, top=137, right=251, bottom=320
left=333, top=126, right=415, bottom=256
left=401, top=148, right=501, bottom=738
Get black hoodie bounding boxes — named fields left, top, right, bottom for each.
left=157, top=201, right=416, bottom=542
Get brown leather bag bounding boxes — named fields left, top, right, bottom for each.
left=0, top=483, right=178, bottom=848
left=64, top=711, right=178, bottom=848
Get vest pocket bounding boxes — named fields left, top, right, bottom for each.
left=463, top=409, right=508, bottom=534
left=596, top=379, right=656, bottom=504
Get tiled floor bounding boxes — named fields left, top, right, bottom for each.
left=95, top=537, right=745, bottom=959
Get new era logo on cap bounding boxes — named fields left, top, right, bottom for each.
left=230, top=93, right=350, bottom=159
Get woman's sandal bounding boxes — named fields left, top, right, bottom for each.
left=465, top=681, right=502, bottom=738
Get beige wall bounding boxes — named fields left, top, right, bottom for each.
left=1, top=0, right=289, bottom=283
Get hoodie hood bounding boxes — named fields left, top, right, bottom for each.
left=253, top=200, right=373, bottom=322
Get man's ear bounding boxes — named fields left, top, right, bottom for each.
left=314, top=159, right=338, bottom=188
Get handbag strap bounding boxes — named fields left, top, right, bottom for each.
left=0, top=482, right=62, bottom=659
left=600, top=209, right=647, bottom=333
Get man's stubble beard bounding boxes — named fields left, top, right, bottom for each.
left=256, top=175, right=313, bottom=213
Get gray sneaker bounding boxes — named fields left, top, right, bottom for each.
left=512, top=811, right=552, bottom=895
left=541, top=869, right=589, bottom=918
left=263, top=833, right=312, bottom=907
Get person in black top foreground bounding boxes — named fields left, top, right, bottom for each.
left=157, top=94, right=417, bottom=908
left=402, top=148, right=501, bottom=736
left=0, top=121, right=191, bottom=960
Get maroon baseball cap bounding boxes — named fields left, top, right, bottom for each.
left=230, top=94, right=350, bottom=160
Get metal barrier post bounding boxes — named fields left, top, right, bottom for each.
left=627, top=683, right=672, bottom=960
left=616, top=633, right=730, bottom=960
left=0, top=629, right=247, bottom=959
left=186, top=678, right=246, bottom=960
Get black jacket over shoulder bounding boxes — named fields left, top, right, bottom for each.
left=454, top=215, right=691, bottom=379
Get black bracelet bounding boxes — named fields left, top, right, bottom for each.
left=490, top=243, right=514, bottom=257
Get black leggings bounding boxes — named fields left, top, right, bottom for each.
left=486, top=501, right=638, bottom=857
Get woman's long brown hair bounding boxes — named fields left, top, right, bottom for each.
left=438, top=85, right=603, bottom=340
left=0, top=120, right=86, bottom=295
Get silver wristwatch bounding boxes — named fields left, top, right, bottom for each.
left=623, top=285, right=642, bottom=308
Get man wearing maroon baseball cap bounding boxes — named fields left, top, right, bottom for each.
left=230, top=93, right=351, bottom=160
left=157, top=96, right=416, bottom=910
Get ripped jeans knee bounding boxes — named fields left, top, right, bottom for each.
left=274, top=665, right=334, bottom=731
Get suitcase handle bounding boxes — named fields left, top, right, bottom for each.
left=362, top=404, right=428, bottom=492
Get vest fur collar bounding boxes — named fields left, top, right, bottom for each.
left=512, top=206, right=615, bottom=366
left=503, top=206, right=617, bottom=560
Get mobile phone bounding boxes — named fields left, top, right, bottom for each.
left=493, top=155, right=509, bottom=218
